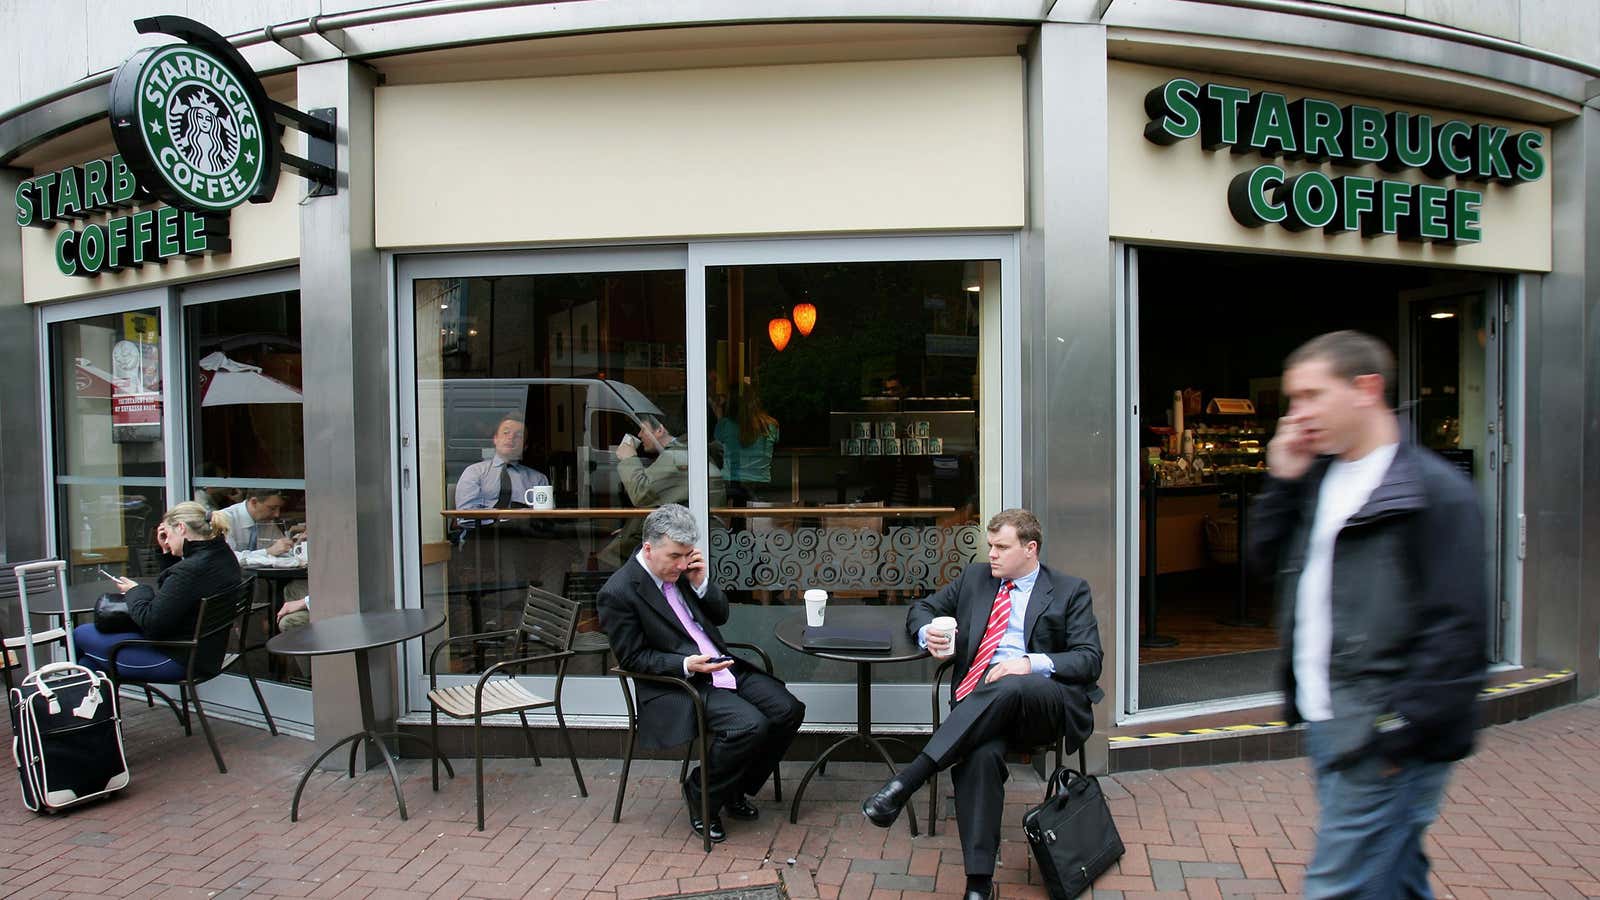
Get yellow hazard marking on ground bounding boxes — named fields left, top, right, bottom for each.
left=1108, top=671, right=1573, bottom=746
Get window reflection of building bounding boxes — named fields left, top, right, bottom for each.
left=184, top=290, right=307, bottom=686
left=413, top=270, right=691, bottom=676
left=51, top=313, right=170, bottom=584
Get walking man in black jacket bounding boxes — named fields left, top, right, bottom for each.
left=1248, top=331, right=1488, bottom=899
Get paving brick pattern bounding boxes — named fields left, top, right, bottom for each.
left=2, top=695, right=1598, bottom=898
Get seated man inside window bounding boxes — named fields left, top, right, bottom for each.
left=451, top=410, right=552, bottom=605
left=218, top=489, right=295, bottom=565
left=454, top=411, right=550, bottom=515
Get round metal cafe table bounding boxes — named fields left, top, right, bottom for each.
left=268, top=608, right=455, bottom=822
left=774, top=605, right=928, bottom=835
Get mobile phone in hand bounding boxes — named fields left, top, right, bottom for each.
left=707, top=655, right=735, bottom=664
left=97, top=568, right=117, bottom=581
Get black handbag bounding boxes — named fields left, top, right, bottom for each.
left=92, top=592, right=138, bottom=633
left=1022, top=765, right=1125, bottom=899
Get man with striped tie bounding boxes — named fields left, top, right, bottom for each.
left=861, top=508, right=1103, bottom=900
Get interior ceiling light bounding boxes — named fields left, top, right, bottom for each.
left=768, top=317, right=793, bottom=352
left=792, top=302, right=817, bottom=336
left=1431, top=311, right=1457, bottom=319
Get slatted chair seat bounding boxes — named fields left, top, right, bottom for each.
left=428, top=679, right=551, bottom=719
left=428, top=585, right=589, bottom=831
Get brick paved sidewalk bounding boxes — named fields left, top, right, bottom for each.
left=2, top=695, right=1598, bottom=899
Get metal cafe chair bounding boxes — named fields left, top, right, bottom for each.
left=925, top=657, right=1084, bottom=836
left=106, top=577, right=276, bottom=774
left=610, top=640, right=782, bottom=853
left=427, top=585, right=588, bottom=831
left=0, top=560, right=71, bottom=695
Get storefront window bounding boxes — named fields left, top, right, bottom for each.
left=412, top=270, right=689, bottom=674
left=185, top=291, right=306, bottom=685
left=704, top=260, right=997, bottom=684
left=50, top=310, right=167, bottom=584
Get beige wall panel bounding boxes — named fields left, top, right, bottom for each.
left=21, top=189, right=302, bottom=303
left=1407, top=0, right=1522, bottom=42
left=1108, top=61, right=1553, bottom=272
left=374, top=57, right=1024, bottom=248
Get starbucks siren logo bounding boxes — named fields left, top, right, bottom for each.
left=133, top=45, right=264, bottom=211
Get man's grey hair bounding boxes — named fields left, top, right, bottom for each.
left=642, top=503, right=699, bottom=547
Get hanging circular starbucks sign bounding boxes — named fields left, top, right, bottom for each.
left=110, top=43, right=267, bottom=213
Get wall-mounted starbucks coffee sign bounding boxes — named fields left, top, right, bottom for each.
left=112, top=42, right=269, bottom=212
left=1143, top=78, right=1546, bottom=244
left=11, top=16, right=337, bottom=279
left=108, top=15, right=334, bottom=215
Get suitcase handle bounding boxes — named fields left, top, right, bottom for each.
left=24, top=661, right=86, bottom=699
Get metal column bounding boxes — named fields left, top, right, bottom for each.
left=296, top=60, right=395, bottom=766
left=1020, top=22, right=1116, bottom=770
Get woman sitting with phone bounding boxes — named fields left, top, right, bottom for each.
left=75, top=501, right=243, bottom=682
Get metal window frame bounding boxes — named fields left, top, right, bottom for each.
left=392, top=232, right=1020, bottom=725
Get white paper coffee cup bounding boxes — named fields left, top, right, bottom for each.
left=928, top=616, right=958, bottom=657
left=803, top=589, right=828, bottom=627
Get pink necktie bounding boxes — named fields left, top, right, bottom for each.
left=662, top=580, right=736, bottom=689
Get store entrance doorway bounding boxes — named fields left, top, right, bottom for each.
left=1128, top=248, right=1507, bottom=713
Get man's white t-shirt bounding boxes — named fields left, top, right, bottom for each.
left=1293, top=442, right=1398, bottom=722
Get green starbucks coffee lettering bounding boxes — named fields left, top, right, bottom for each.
left=1144, top=76, right=1543, bottom=243
left=15, top=152, right=230, bottom=277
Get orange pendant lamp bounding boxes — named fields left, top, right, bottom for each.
left=768, top=316, right=793, bottom=351
left=792, top=302, right=817, bottom=337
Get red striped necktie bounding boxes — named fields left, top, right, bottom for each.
left=954, top=579, right=1015, bottom=701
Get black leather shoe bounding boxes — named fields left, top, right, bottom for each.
left=724, top=796, right=759, bottom=820
left=963, top=886, right=995, bottom=900
left=683, top=781, right=726, bottom=842
left=861, top=779, right=912, bottom=828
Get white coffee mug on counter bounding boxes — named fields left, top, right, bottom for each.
left=291, top=541, right=308, bottom=565
left=803, top=589, right=828, bottom=627
left=523, top=485, right=555, bottom=510
left=927, top=615, right=958, bottom=657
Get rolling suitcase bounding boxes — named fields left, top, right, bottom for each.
left=6, top=561, right=130, bottom=812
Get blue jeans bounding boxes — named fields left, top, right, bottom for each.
left=1304, top=720, right=1454, bottom=900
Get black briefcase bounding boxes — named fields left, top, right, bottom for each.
left=1021, top=765, right=1124, bottom=899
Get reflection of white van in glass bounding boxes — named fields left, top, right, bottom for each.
left=419, top=377, right=665, bottom=508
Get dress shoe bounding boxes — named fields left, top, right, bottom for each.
left=723, top=796, right=759, bottom=820
left=682, top=780, right=726, bottom=842
left=963, top=886, right=995, bottom=900
left=861, top=779, right=912, bottom=827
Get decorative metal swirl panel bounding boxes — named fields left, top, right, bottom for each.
left=708, top=524, right=984, bottom=591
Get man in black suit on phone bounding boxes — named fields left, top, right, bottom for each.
left=596, top=503, right=805, bottom=843
left=861, top=508, right=1103, bottom=900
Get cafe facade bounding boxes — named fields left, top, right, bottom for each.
left=1, top=0, right=1596, bottom=771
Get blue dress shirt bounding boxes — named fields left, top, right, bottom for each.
left=918, top=565, right=1054, bottom=676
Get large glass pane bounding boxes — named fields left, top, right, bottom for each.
left=51, top=311, right=167, bottom=584
left=185, top=291, right=307, bottom=685
left=413, top=270, right=689, bottom=674
left=704, top=261, right=997, bottom=685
